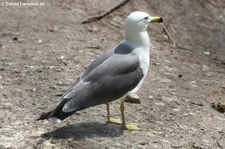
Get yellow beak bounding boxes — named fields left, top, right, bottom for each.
left=150, top=16, right=163, bottom=23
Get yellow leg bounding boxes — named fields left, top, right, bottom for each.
left=120, top=99, right=140, bottom=131
left=106, top=103, right=121, bottom=125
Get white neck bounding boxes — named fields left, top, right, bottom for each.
left=125, top=30, right=150, bottom=48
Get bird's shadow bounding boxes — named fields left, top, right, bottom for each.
left=41, top=122, right=123, bottom=140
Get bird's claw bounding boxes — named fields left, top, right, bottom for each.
left=122, top=123, right=141, bottom=131
left=107, top=117, right=121, bottom=125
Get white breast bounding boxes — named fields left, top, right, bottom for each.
left=124, top=31, right=151, bottom=93
left=129, top=46, right=150, bottom=93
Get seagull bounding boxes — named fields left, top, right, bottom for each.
left=37, top=11, right=163, bottom=130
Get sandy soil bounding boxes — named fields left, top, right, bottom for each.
left=0, top=0, right=225, bottom=148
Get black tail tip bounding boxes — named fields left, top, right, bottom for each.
left=36, top=111, right=53, bottom=121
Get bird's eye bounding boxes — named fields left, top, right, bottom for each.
left=143, top=17, right=148, bottom=20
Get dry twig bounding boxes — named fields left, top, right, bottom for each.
left=162, top=26, right=177, bottom=47
left=162, top=25, right=193, bottom=51
left=216, top=132, right=224, bottom=149
left=217, top=141, right=223, bottom=149
left=82, top=0, right=130, bottom=24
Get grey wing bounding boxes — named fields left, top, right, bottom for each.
left=61, top=49, right=113, bottom=99
left=81, top=41, right=134, bottom=79
left=62, top=42, right=131, bottom=99
left=62, top=53, right=144, bottom=113
left=81, top=50, right=114, bottom=79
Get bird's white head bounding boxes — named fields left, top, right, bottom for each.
left=125, top=11, right=163, bottom=32
left=125, top=11, right=163, bottom=46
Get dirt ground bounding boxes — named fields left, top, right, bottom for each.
left=0, top=0, right=225, bottom=148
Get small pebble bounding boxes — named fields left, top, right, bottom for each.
left=203, top=51, right=210, bottom=55
left=211, top=102, right=225, bottom=113
left=202, top=65, right=210, bottom=71
left=13, top=37, right=18, bottom=41
left=55, top=93, right=63, bottom=96
left=178, top=74, right=182, bottom=78
left=190, top=81, right=197, bottom=87
left=139, top=141, right=147, bottom=145
left=148, top=96, right=154, bottom=99
left=31, top=88, right=36, bottom=92
left=125, top=93, right=141, bottom=104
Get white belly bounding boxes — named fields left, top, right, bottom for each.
left=129, top=47, right=150, bottom=93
